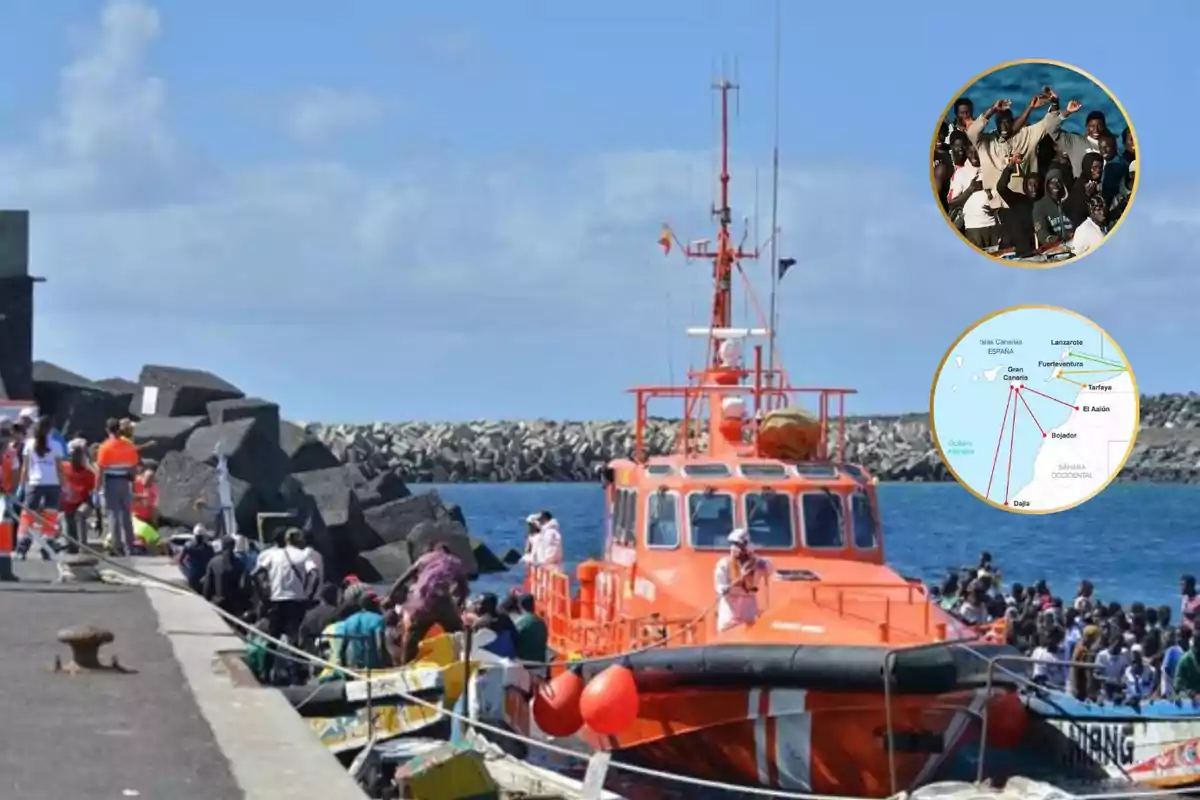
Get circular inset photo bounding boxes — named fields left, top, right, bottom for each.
left=930, top=305, right=1139, bottom=514
left=931, top=60, right=1137, bottom=266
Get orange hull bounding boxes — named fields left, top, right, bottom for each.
left=502, top=672, right=994, bottom=797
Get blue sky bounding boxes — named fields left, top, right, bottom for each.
left=1, top=0, right=1196, bottom=423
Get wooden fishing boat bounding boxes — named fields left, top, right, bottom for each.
left=498, top=77, right=1031, bottom=798
left=1021, top=691, right=1200, bottom=789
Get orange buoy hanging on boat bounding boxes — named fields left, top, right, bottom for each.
left=580, top=663, right=639, bottom=735
left=532, top=667, right=585, bottom=738
left=983, top=690, right=1028, bottom=749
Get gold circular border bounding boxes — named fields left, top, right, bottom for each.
left=928, top=303, right=1141, bottom=514
left=928, top=59, right=1140, bottom=270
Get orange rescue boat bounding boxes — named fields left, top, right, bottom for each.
left=509, top=78, right=1028, bottom=798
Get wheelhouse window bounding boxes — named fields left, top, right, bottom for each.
left=683, top=463, right=732, bottom=478
left=849, top=492, right=878, bottom=549
left=795, top=464, right=839, bottom=479
left=647, top=464, right=675, bottom=476
left=800, top=491, right=846, bottom=549
left=740, top=463, right=789, bottom=480
left=688, top=491, right=736, bottom=548
left=612, top=488, right=637, bottom=547
left=743, top=491, right=794, bottom=549
left=645, top=490, right=680, bottom=548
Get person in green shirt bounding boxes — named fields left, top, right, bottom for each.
left=512, top=593, right=549, bottom=672
left=1173, top=636, right=1200, bottom=698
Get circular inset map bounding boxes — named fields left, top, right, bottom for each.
left=930, top=305, right=1139, bottom=513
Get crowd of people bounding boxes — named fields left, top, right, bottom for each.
left=1, top=410, right=164, bottom=557
left=933, top=87, right=1136, bottom=260
left=195, top=525, right=552, bottom=687
left=934, top=552, right=1200, bottom=705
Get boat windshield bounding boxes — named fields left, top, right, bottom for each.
left=849, top=491, right=877, bottom=548
left=744, top=491, right=794, bottom=549
left=688, top=491, right=735, bottom=548
left=801, top=491, right=845, bottom=548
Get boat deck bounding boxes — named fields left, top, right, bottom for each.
left=0, top=558, right=362, bottom=800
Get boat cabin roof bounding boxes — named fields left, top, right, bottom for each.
left=608, top=455, right=870, bottom=490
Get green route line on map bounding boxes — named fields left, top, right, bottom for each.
left=1060, top=368, right=1128, bottom=375
left=1068, top=351, right=1125, bottom=369
left=1056, top=375, right=1086, bottom=387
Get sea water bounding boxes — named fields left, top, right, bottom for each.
left=435, top=481, right=1198, bottom=798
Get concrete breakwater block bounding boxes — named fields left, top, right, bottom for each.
left=279, top=420, right=341, bottom=474
left=157, top=451, right=261, bottom=533
left=134, top=364, right=244, bottom=418
left=206, top=397, right=281, bottom=440
left=131, top=415, right=207, bottom=463
left=184, top=418, right=291, bottom=496
left=17, top=357, right=508, bottom=587
left=32, top=361, right=130, bottom=443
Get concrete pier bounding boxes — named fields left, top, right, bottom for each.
left=0, top=558, right=363, bottom=799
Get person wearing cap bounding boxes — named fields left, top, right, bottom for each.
left=521, top=510, right=562, bottom=569
left=95, top=418, right=140, bottom=556
left=714, top=528, right=772, bottom=632
left=1068, top=624, right=1101, bottom=701
left=1032, top=164, right=1074, bottom=247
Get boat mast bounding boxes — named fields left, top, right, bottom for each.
left=686, top=78, right=756, bottom=369
left=766, top=0, right=782, bottom=391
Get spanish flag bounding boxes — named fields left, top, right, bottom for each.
left=658, top=224, right=672, bottom=255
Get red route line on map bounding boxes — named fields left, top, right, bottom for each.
left=985, top=386, right=1014, bottom=500
left=1016, top=389, right=1047, bottom=437
left=1003, top=389, right=1018, bottom=505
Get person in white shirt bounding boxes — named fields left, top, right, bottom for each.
left=714, top=528, right=771, bottom=632
left=1070, top=195, right=1108, bottom=257
left=1094, top=638, right=1130, bottom=702
left=1031, top=628, right=1067, bottom=689
left=18, top=416, right=65, bottom=508
left=288, top=528, right=324, bottom=587
left=946, top=140, right=999, bottom=251
left=521, top=510, right=562, bottom=569
left=1122, top=645, right=1157, bottom=703
left=253, top=528, right=319, bottom=652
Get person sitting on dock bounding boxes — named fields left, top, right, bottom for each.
left=521, top=510, right=562, bottom=570
left=714, top=528, right=771, bottom=632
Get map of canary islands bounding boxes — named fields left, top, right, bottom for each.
left=931, top=306, right=1139, bottom=513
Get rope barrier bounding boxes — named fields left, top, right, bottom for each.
left=5, top=498, right=1199, bottom=800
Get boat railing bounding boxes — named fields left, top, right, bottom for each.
left=630, top=379, right=857, bottom=462
left=527, top=564, right=709, bottom=659
left=802, top=581, right=943, bottom=642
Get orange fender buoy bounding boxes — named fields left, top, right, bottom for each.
left=532, top=667, right=584, bottom=738
left=580, top=664, right=639, bottom=735
left=984, top=691, right=1028, bottom=749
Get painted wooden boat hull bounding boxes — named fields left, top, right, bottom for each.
left=1023, top=692, right=1200, bottom=789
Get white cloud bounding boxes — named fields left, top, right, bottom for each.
left=284, top=87, right=385, bottom=145
left=0, top=0, right=1191, bottom=419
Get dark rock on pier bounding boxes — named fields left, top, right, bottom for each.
left=25, top=360, right=510, bottom=585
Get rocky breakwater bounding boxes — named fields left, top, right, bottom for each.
left=311, top=393, right=1200, bottom=484
left=24, top=362, right=512, bottom=583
